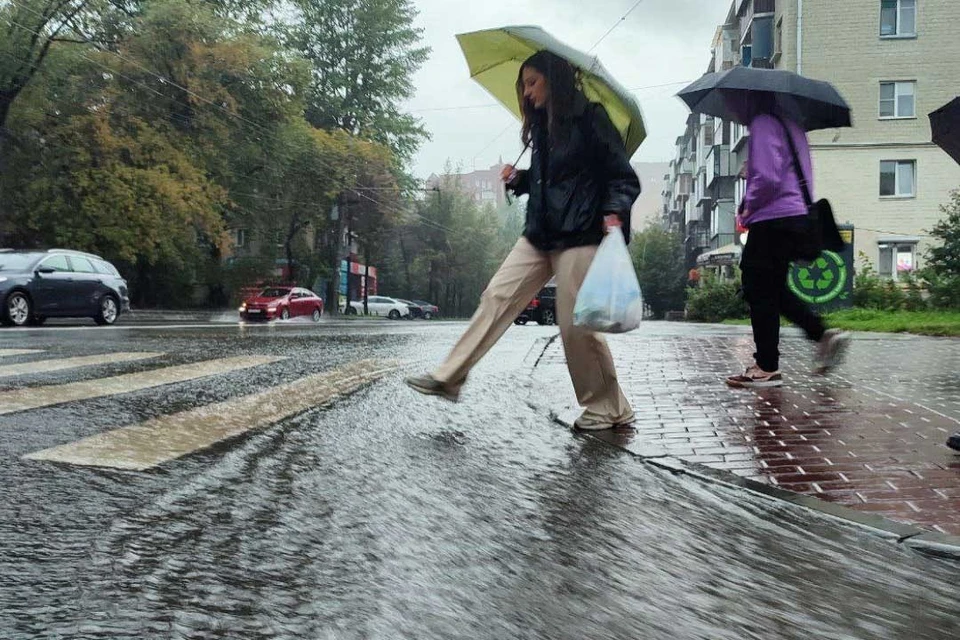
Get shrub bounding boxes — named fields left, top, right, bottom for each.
left=686, top=273, right=749, bottom=323
left=852, top=254, right=906, bottom=310
left=923, top=270, right=960, bottom=310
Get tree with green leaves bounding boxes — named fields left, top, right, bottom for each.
left=924, top=189, right=960, bottom=309
left=280, top=0, right=430, bottom=162
left=629, top=225, right=688, bottom=319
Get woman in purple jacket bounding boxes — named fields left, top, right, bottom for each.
left=727, top=97, right=849, bottom=388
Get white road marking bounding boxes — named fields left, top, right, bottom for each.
left=0, top=355, right=283, bottom=416
left=0, top=352, right=163, bottom=378
left=24, top=359, right=396, bottom=471
left=0, top=349, right=44, bottom=357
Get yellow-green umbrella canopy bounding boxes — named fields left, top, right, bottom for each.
left=456, top=25, right=647, bottom=156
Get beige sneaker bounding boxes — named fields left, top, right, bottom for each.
left=726, top=364, right=783, bottom=389
left=574, top=411, right=636, bottom=431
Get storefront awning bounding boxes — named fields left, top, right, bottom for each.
left=696, top=243, right=742, bottom=267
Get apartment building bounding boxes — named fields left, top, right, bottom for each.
left=426, top=162, right=507, bottom=209
left=666, top=0, right=960, bottom=277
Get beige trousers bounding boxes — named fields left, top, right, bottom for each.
left=434, top=237, right=633, bottom=425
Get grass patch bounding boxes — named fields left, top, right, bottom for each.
left=724, top=309, right=960, bottom=337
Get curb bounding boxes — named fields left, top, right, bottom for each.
left=550, top=410, right=960, bottom=562
left=120, top=310, right=229, bottom=323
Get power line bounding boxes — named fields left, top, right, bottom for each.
left=588, top=0, right=646, bottom=53
left=411, top=80, right=695, bottom=115
left=349, top=188, right=456, bottom=235
left=856, top=227, right=935, bottom=239
left=471, top=122, right=516, bottom=162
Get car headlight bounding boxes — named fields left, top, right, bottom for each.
left=239, top=303, right=247, bottom=311
left=268, top=306, right=277, bottom=311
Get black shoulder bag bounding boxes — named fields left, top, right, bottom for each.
left=773, top=115, right=845, bottom=261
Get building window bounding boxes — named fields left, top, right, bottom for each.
left=879, top=81, right=916, bottom=118
left=880, top=160, right=915, bottom=197
left=880, top=0, right=916, bottom=37
left=878, top=242, right=917, bottom=278
left=235, top=228, right=247, bottom=248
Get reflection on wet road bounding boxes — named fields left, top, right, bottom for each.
left=0, top=322, right=955, bottom=639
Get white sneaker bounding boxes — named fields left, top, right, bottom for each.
left=814, top=329, right=851, bottom=374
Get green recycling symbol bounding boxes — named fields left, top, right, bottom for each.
left=788, top=251, right=848, bottom=304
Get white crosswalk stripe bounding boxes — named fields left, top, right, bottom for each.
left=0, top=349, right=44, bottom=358
left=0, top=352, right=163, bottom=378
left=0, top=355, right=283, bottom=416
left=23, top=359, right=396, bottom=470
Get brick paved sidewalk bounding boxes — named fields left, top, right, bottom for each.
left=532, top=323, right=960, bottom=536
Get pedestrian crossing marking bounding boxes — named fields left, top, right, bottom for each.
left=23, top=359, right=396, bottom=471
left=0, top=355, right=282, bottom=416
left=0, top=349, right=44, bottom=358
left=0, top=352, right=163, bottom=378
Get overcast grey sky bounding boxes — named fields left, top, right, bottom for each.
left=404, top=0, right=731, bottom=178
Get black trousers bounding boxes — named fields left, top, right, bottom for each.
left=740, top=216, right=826, bottom=372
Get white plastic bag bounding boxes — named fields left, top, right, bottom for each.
left=572, top=229, right=643, bottom=334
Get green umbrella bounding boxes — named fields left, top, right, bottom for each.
left=456, top=25, right=647, bottom=157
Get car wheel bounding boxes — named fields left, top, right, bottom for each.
left=312, top=308, right=321, bottom=322
left=514, top=318, right=527, bottom=326
left=3, top=291, right=31, bottom=327
left=388, top=309, right=400, bottom=320
left=345, top=306, right=357, bottom=316
left=423, top=312, right=433, bottom=320
left=539, top=309, right=556, bottom=326
left=280, top=308, right=290, bottom=321
left=94, top=295, right=119, bottom=325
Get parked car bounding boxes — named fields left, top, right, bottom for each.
left=396, top=299, right=424, bottom=319
left=515, top=282, right=557, bottom=326
left=240, top=287, right=323, bottom=322
left=412, top=300, right=439, bottom=320
left=0, top=249, right=130, bottom=327
left=343, top=296, right=410, bottom=319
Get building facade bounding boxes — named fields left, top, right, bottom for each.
left=426, top=162, right=507, bottom=209
left=667, top=0, right=960, bottom=277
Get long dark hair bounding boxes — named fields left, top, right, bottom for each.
left=517, top=51, right=580, bottom=148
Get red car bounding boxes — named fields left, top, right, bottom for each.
left=239, top=287, right=324, bottom=322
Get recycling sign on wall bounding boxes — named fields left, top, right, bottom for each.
left=787, top=226, right=855, bottom=311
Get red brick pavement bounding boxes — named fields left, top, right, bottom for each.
left=533, top=324, right=960, bottom=536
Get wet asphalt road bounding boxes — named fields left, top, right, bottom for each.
left=0, top=318, right=956, bottom=639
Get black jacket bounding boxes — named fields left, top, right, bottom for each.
left=508, top=97, right=641, bottom=251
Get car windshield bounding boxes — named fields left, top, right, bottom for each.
left=0, top=254, right=41, bottom=272
left=259, top=288, right=290, bottom=298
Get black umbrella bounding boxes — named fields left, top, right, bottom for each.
left=930, top=97, right=960, bottom=165
left=677, top=66, right=851, bottom=131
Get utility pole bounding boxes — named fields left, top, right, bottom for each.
left=363, top=240, right=370, bottom=316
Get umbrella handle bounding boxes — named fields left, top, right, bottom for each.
left=504, top=142, right=531, bottom=206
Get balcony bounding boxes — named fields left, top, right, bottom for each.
left=739, top=0, right=776, bottom=42
left=706, top=145, right=734, bottom=188
left=710, top=233, right=737, bottom=251
left=732, top=123, right=749, bottom=153
left=686, top=228, right=711, bottom=250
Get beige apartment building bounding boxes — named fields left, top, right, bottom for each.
left=667, top=0, right=960, bottom=278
